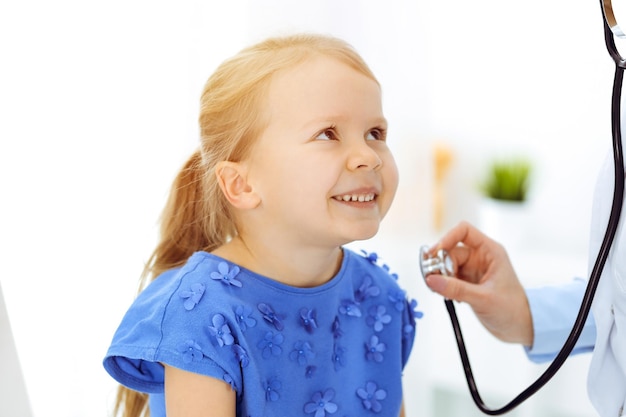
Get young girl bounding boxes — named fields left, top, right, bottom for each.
left=104, top=33, right=421, bottom=417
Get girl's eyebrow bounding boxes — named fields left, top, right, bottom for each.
left=302, top=115, right=388, bottom=129
left=371, top=117, right=388, bottom=127
left=302, top=115, right=347, bottom=127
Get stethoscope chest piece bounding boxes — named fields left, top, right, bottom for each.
left=419, top=245, right=455, bottom=280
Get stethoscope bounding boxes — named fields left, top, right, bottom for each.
left=419, top=0, right=626, bottom=414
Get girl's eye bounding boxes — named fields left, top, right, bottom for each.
left=366, top=128, right=386, bottom=141
left=315, top=128, right=338, bottom=141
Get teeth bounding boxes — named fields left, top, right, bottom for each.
left=336, top=193, right=375, bottom=202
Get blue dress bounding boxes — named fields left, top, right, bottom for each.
left=103, top=248, right=420, bottom=417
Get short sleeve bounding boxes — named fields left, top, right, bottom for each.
left=103, top=264, right=232, bottom=393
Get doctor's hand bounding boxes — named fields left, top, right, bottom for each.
left=424, top=221, right=534, bottom=347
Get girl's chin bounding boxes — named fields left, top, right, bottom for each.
left=345, top=225, right=381, bottom=243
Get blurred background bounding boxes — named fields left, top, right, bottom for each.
left=0, top=0, right=616, bottom=416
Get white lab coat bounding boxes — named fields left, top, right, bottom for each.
left=586, top=149, right=626, bottom=417
left=526, top=150, right=626, bottom=417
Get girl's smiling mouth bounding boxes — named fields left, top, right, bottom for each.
left=332, top=192, right=377, bottom=203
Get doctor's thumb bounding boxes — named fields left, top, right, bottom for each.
left=425, top=274, right=478, bottom=305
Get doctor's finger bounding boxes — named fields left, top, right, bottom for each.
left=432, top=221, right=492, bottom=252
left=447, top=245, right=472, bottom=269
left=447, top=244, right=501, bottom=285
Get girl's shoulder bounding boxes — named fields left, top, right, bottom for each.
left=143, top=251, right=239, bottom=296
left=343, top=248, right=401, bottom=284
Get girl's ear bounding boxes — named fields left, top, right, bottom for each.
left=215, top=161, right=260, bottom=209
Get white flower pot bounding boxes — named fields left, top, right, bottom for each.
left=478, top=197, right=529, bottom=250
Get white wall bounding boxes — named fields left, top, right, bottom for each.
left=0, top=0, right=615, bottom=416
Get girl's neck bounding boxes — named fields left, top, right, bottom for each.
left=211, top=236, right=344, bottom=288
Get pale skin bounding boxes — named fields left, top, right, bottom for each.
left=165, top=55, right=407, bottom=416
left=424, top=221, right=534, bottom=346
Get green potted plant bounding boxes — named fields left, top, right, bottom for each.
left=478, top=156, right=533, bottom=248
left=481, top=157, right=532, bottom=202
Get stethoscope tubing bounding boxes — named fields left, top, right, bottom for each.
left=447, top=2, right=626, bottom=414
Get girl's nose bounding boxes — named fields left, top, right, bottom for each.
left=346, top=140, right=382, bottom=171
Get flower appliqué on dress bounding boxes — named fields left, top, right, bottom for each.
left=179, top=340, right=203, bottom=363
left=360, top=250, right=379, bottom=264
left=356, top=381, right=387, bottom=413
left=232, top=344, right=249, bottom=368
left=299, top=307, right=318, bottom=333
left=332, top=344, right=347, bottom=371
left=264, top=376, right=281, bottom=402
left=332, top=316, right=343, bottom=339
left=305, top=365, right=317, bottom=378
left=235, top=305, right=257, bottom=332
left=339, top=300, right=362, bottom=317
left=304, top=388, right=338, bottom=417
left=223, top=372, right=236, bottom=390
left=257, top=331, right=284, bottom=359
left=404, top=299, right=422, bottom=338
left=365, top=335, right=386, bottom=363
left=409, top=298, right=424, bottom=320
left=355, top=275, right=380, bottom=303
left=208, top=314, right=234, bottom=347
left=210, top=261, right=243, bottom=287
left=289, top=340, right=315, bottom=365
left=366, top=305, right=392, bottom=332
left=388, top=289, right=407, bottom=312
left=258, top=303, right=285, bottom=331
left=179, top=282, right=206, bottom=311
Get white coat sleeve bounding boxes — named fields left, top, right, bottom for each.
left=524, top=278, right=596, bottom=363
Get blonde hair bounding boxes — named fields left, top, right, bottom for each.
left=113, top=33, right=378, bottom=417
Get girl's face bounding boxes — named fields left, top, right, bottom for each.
left=244, top=55, right=398, bottom=248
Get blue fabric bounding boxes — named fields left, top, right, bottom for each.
left=103, top=248, right=418, bottom=417
left=524, top=278, right=596, bottom=363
